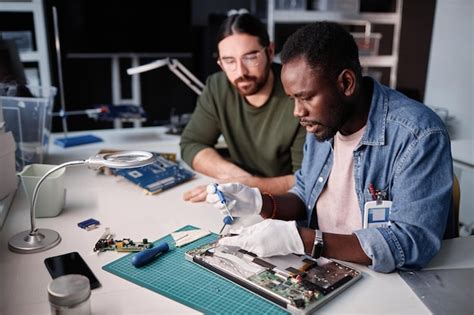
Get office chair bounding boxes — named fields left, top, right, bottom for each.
left=444, top=174, right=461, bottom=239
left=452, top=174, right=460, bottom=238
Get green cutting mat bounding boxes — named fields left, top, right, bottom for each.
left=103, top=225, right=288, bottom=314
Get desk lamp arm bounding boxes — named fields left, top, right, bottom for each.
left=168, top=58, right=204, bottom=95
left=127, top=58, right=204, bottom=95
left=29, top=160, right=85, bottom=234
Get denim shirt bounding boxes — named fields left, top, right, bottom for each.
left=290, top=78, right=453, bottom=273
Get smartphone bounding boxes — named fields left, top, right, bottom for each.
left=44, top=252, right=101, bottom=289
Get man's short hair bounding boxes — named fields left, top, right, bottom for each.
left=217, top=13, right=270, bottom=51
left=280, top=22, right=362, bottom=81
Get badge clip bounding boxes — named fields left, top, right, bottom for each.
left=364, top=184, right=392, bottom=229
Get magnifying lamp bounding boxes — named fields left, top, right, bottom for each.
left=8, top=150, right=157, bottom=253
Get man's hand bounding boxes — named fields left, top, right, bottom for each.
left=219, top=219, right=305, bottom=257
left=183, top=185, right=208, bottom=202
left=206, top=183, right=262, bottom=217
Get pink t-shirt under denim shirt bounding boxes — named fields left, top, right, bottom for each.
left=316, top=126, right=366, bottom=235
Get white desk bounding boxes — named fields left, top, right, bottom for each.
left=1, top=127, right=473, bottom=315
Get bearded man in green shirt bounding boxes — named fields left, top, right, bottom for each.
left=180, top=12, right=305, bottom=202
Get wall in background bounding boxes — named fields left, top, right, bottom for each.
left=396, top=0, right=436, bottom=101
left=424, top=0, right=473, bottom=140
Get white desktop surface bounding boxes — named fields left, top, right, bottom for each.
left=1, top=127, right=472, bottom=315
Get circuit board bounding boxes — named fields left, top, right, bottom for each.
left=94, top=238, right=152, bottom=252
left=185, top=241, right=361, bottom=314
left=93, top=228, right=152, bottom=253
left=114, top=154, right=195, bottom=194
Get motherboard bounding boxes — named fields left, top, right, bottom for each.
left=114, top=153, right=195, bottom=194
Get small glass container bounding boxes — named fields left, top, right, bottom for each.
left=48, top=274, right=91, bottom=315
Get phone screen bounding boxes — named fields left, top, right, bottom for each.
left=44, top=252, right=101, bottom=289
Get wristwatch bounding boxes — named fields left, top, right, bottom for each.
left=311, top=229, right=324, bottom=259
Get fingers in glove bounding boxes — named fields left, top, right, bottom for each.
left=207, top=184, right=232, bottom=203
left=219, top=200, right=236, bottom=216
left=217, top=183, right=245, bottom=194
left=226, top=199, right=236, bottom=212
left=206, top=193, right=220, bottom=204
left=218, top=234, right=245, bottom=248
left=214, top=202, right=226, bottom=210
left=210, top=196, right=236, bottom=210
left=227, top=226, right=246, bottom=235
left=206, top=184, right=217, bottom=194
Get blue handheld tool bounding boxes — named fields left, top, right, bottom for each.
left=131, top=242, right=169, bottom=268
left=212, top=184, right=234, bottom=235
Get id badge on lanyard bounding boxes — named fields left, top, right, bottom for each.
left=363, top=184, right=392, bottom=229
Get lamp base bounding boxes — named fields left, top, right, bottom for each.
left=8, top=228, right=61, bottom=253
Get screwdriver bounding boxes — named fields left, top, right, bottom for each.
left=209, top=184, right=234, bottom=235
left=131, top=231, right=210, bottom=267
left=131, top=242, right=169, bottom=268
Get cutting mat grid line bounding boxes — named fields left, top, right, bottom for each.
left=103, top=225, right=288, bottom=315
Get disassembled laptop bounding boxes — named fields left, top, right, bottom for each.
left=186, top=241, right=361, bottom=314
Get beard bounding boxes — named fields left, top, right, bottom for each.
left=301, top=93, right=350, bottom=142
left=233, top=62, right=271, bottom=96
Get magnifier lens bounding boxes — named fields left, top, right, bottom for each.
left=92, top=151, right=156, bottom=169
left=104, top=152, right=152, bottom=163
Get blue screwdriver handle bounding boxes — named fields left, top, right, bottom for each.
left=131, top=242, right=169, bottom=268
left=215, top=185, right=227, bottom=205
left=223, top=216, right=233, bottom=225
left=213, top=184, right=234, bottom=225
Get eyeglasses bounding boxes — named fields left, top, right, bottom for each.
left=217, top=47, right=267, bottom=72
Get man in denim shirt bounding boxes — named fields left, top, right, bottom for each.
left=207, top=22, right=453, bottom=272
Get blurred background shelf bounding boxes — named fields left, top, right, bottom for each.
left=267, top=0, right=403, bottom=88
left=0, top=0, right=51, bottom=87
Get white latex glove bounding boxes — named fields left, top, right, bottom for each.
left=219, top=219, right=305, bottom=257
left=206, top=183, right=262, bottom=217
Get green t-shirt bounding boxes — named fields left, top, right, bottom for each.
left=180, top=63, right=305, bottom=177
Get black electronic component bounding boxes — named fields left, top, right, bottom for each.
left=293, top=298, right=305, bottom=308
left=44, top=252, right=101, bottom=289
